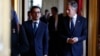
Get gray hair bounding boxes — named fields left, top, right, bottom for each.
left=67, top=0, right=78, bottom=10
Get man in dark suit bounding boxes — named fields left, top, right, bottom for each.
left=11, top=10, right=29, bottom=56
left=40, top=9, right=50, bottom=24
left=60, top=1, right=87, bottom=56
left=27, top=11, right=32, bottom=21
left=11, top=9, right=19, bottom=56
left=48, top=7, right=64, bottom=56
left=22, top=6, right=48, bottom=56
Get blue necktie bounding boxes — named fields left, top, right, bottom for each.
left=70, top=19, right=74, bottom=33
left=33, top=22, right=37, bottom=34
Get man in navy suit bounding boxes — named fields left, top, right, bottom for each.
left=60, top=1, right=87, bottom=56
left=22, top=6, right=48, bottom=56
left=11, top=10, right=29, bottom=56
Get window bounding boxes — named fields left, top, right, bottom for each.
left=29, top=0, right=42, bottom=8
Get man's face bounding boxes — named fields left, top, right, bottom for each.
left=45, top=11, right=49, bottom=15
left=51, top=9, right=57, bottom=15
left=31, top=8, right=41, bottom=20
left=66, top=5, right=76, bottom=17
left=28, top=13, right=31, bottom=18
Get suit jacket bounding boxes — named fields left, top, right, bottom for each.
left=40, top=15, right=49, bottom=24
left=48, top=15, right=64, bottom=41
left=11, top=17, right=19, bottom=56
left=60, top=15, right=87, bottom=56
left=22, top=20, right=48, bottom=56
left=19, top=25, right=29, bottom=53
left=11, top=23, right=29, bottom=56
left=48, top=15, right=64, bottom=56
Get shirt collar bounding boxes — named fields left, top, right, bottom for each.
left=72, top=14, right=77, bottom=21
left=32, top=20, right=40, bottom=24
left=73, top=14, right=77, bottom=19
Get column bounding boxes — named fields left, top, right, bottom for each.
left=0, top=0, right=11, bottom=56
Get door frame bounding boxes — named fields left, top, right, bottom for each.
left=88, top=0, right=98, bottom=56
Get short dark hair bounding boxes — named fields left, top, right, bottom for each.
left=51, top=7, right=58, bottom=13
left=67, top=0, right=78, bottom=10
left=28, top=11, right=31, bottom=14
left=30, top=6, right=41, bottom=12
left=45, top=9, right=49, bottom=13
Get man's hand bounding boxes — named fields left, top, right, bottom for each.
left=72, top=37, right=78, bottom=43
left=66, top=38, right=74, bottom=44
left=44, top=54, right=48, bottom=56
left=66, top=37, right=78, bottom=44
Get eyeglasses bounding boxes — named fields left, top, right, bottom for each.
left=32, top=11, right=41, bottom=14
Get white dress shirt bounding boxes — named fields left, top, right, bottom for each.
left=69, top=14, right=77, bottom=29
left=55, top=15, right=58, bottom=30
left=67, top=14, right=78, bottom=44
left=32, top=20, right=40, bottom=29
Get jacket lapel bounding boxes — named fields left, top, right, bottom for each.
left=29, top=20, right=35, bottom=36
left=35, top=21, right=42, bottom=37
left=73, top=16, right=81, bottom=33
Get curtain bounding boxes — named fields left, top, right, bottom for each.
left=76, top=0, right=83, bottom=15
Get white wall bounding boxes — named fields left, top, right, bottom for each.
left=0, top=0, right=10, bottom=56
left=42, top=0, right=64, bottom=15
left=24, top=0, right=30, bottom=21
